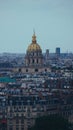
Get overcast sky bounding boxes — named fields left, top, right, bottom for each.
left=0, top=0, right=73, bottom=53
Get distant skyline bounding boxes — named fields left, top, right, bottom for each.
left=0, top=0, right=73, bottom=53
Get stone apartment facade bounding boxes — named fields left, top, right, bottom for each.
left=0, top=93, right=73, bottom=130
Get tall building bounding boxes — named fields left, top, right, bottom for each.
left=45, top=49, right=49, bottom=62
left=55, top=47, right=60, bottom=57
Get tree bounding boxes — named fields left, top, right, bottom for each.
left=30, top=115, right=71, bottom=130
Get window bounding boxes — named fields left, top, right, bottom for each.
left=9, top=120, right=13, bottom=125
left=28, top=59, right=30, bottom=64
left=16, top=119, right=19, bottom=124
left=37, top=52, right=38, bottom=56
left=37, top=59, right=38, bottom=63
left=21, top=115, right=24, bottom=124
left=19, top=68, right=21, bottom=72
left=21, top=118, right=24, bottom=124
left=35, top=68, right=38, bottom=72
left=9, top=128, right=13, bottom=130
left=32, top=59, right=34, bottom=63
left=45, top=69, right=47, bottom=72
left=16, top=114, right=19, bottom=124
left=21, top=126, right=24, bottom=130
left=16, top=127, right=19, bottom=130
left=26, top=69, right=28, bottom=72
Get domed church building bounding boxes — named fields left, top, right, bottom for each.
left=14, top=32, right=50, bottom=74
left=19, top=32, right=50, bottom=74
left=23, top=32, right=44, bottom=73
left=25, top=32, right=43, bottom=66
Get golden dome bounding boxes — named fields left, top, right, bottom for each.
left=27, top=43, right=41, bottom=52
left=27, top=32, right=42, bottom=52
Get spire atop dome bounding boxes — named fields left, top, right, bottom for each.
left=33, top=29, right=35, bottom=36
left=32, top=29, right=36, bottom=43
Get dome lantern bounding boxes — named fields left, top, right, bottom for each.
left=32, top=30, right=36, bottom=43
left=27, top=32, right=42, bottom=52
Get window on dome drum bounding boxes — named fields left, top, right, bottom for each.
left=32, top=59, right=34, bottom=64
left=37, top=52, right=38, bottom=56
left=26, top=69, right=28, bottom=72
left=19, top=68, right=21, bottom=72
left=35, top=68, right=38, bottom=72
left=45, top=69, right=47, bottom=72
left=28, top=59, right=30, bottom=64
left=37, top=59, right=38, bottom=64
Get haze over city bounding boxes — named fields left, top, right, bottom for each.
left=0, top=0, right=73, bottom=53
